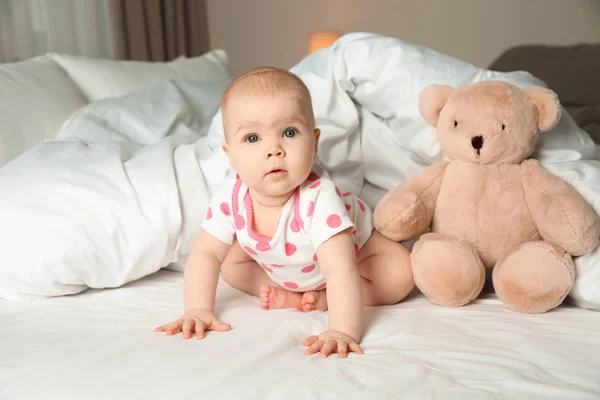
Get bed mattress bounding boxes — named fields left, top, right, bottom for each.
left=1, top=269, right=599, bottom=399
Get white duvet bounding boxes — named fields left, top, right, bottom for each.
left=0, top=33, right=599, bottom=310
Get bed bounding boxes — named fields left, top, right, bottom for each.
left=2, top=270, right=600, bottom=399
left=1, top=33, right=600, bottom=399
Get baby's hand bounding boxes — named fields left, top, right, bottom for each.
left=154, top=308, right=231, bottom=339
left=302, top=330, right=364, bottom=358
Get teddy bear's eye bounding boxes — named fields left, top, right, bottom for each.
left=454, top=121, right=458, bottom=127
left=501, top=124, right=505, bottom=130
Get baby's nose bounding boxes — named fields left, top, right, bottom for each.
left=267, top=147, right=284, bottom=157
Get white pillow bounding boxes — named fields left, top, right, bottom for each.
left=50, top=49, right=230, bottom=102
left=0, top=55, right=89, bottom=166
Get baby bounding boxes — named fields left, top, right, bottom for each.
left=156, top=67, right=415, bottom=358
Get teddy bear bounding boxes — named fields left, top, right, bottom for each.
left=373, top=80, right=600, bottom=313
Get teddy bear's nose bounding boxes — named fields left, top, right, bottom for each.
left=471, top=136, right=484, bottom=150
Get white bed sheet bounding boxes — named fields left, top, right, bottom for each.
left=1, top=270, right=599, bottom=399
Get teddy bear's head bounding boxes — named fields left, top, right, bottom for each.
left=419, top=81, right=561, bottom=164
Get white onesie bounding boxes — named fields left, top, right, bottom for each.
left=201, top=164, right=374, bottom=292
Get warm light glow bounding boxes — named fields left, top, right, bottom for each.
left=308, top=31, right=341, bottom=54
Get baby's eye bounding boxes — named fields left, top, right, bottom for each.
left=501, top=124, right=505, bottom=130
left=245, top=134, right=259, bottom=143
left=453, top=121, right=458, bottom=127
left=283, top=128, right=298, bottom=138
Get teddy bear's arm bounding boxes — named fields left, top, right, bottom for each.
left=374, top=161, right=447, bottom=242
left=521, top=159, right=600, bottom=255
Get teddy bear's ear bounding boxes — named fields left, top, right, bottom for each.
left=524, top=87, right=562, bottom=132
left=419, top=84, right=455, bottom=127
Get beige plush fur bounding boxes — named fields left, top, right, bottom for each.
left=374, top=81, right=600, bottom=313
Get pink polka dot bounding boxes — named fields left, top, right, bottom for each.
left=345, top=204, right=351, bottom=211
left=358, top=200, right=365, bottom=212
left=343, top=192, right=351, bottom=196
left=284, top=282, right=299, bottom=289
left=335, top=187, right=342, bottom=197
left=354, top=243, right=360, bottom=253
left=307, top=172, right=320, bottom=181
left=261, top=263, right=273, bottom=273
left=290, top=219, right=300, bottom=233
left=220, top=202, right=231, bottom=216
left=234, top=214, right=245, bottom=229
left=244, top=246, right=257, bottom=255
left=316, top=282, right=327, bottom=290
left=301, top=264, right=316, bottom=273
left=271, top=264, right=285, bottom=268
left=232, top=233, right=236, bottom=241
left=307, top=201, right=315, bottom=217
left=206, top=207, right=213, bottom=220
left=256, top=241, right=270, bottom=251
left=310, top=181, right=321, bottom=189
left=285, top=243, right=297, bottom=256
left=235, top=173, right=240, bottom=180
left=352, top=229, right=357, bottom=237
left=327, top=214, right=342, bottom=228
left=312, top=253, right=318, bottom=261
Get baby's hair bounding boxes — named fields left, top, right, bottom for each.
left=221, top=67, right=316, bottom=133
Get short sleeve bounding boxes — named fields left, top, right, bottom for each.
left=201, top=179, right=236, bottom=245
left=303, top=177, right=355, bottom=249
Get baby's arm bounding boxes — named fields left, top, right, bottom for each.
left=156, top=178, right=237, bottom=339
left=301, top=182, right=366, bottom=356
left=184, top=228, right=231, bottom=312
left=315, top=229, right=363, bottom=345
left=155, top=228, right=232, bottom=339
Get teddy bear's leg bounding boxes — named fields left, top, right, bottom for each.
left=411, top=233, right=486, bottom=307
left=493, top=241, right=575, bottom=313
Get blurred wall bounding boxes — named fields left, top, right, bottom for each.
left=206, top=0, right=600, bottom=77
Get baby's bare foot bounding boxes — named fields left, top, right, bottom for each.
left=260, top=284, right=302, bottom=310
left=259, top=285, right=327, bottom=312
left=301, top=291, right=328, bottom=312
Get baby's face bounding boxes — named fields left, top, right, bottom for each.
left=223, top=93, right=319, bottom=198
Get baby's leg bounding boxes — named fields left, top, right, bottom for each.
left=221, top=240, right=325, bottom=312
left=357, top=230, right=415, bottom=306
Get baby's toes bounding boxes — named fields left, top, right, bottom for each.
left=259, top=284, right=272, bottom=309
left=301, top=292, right=318, bottom=312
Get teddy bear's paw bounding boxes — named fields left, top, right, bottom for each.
left=493, top=241, right=575, bottom=314
left=411, top=233, right=486, bottom=307
left=374, top=191, right=428, bottom=242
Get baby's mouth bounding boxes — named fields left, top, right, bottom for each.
left=267, top=168, right=286, bottom=176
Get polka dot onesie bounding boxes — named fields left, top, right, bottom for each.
left=202, top=164, right=374, bottom=292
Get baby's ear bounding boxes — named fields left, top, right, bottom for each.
left=419, top=84, right=455, bottom=127
left=525, top=87, right=561, bottom=132
left=314, top=128, right=320, bottom=154
left=222, top=142, right=229, bottom=155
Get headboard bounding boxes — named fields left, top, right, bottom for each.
left=489, top=43, right=600, bottom=143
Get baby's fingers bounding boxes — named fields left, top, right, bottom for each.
left=305, top=339, right=324, bottom=355
left=337, top=340, right=349, bottom=358
left=194, top=318, right=208, bottom=339
left=154, top=320, right=179, bottom=332
left=166, top=321, right=183, bottom=336
left=349, top=342, right=364, bottom=355
left=209, top=319, right=231, bottom=332
left=302, top=335, right=319, bottom=347
left=182, top=318, right=195, bottom=339
left=319, top=340, right=337, bottom=358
